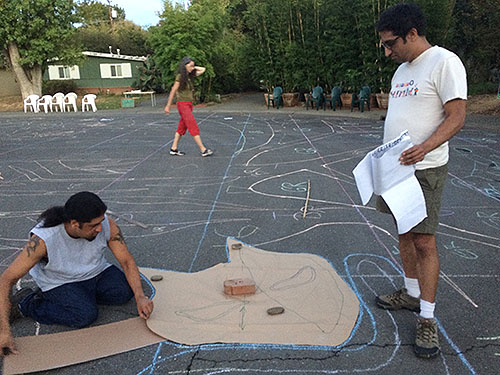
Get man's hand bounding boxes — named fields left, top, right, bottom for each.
left=164, top=105, right=170, bottom=115
left=136, top=296, right=154, bottom=319
left=0, top=331, right=18, bottom=356
left=400, top=144, right=428, bottom=165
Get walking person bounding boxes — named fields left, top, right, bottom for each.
left=164, top=57, right=213, bottom=157
left=375, top=3, right=467, bottom=358
left=0, top=191, right=154, bottom=355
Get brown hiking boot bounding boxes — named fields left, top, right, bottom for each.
left=9, top=287, right=33, bottom=323
left=415, top=317, right=440, bottom=358
left=375, top=288, right=420, bottom=312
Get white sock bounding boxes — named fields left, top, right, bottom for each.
left=419, top=299, right=436, bottom=319
left=404, top=277, right=420, bottom=298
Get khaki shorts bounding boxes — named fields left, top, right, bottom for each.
left=376, top=163, right=448, bottom=234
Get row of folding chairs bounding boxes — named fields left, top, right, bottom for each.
left=23, top=93, right=97, bottom=113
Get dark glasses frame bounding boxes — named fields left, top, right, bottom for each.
left=381, top=36, right=401, bottom=50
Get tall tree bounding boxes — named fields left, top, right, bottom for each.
left=0, top=0, right=79, bottom=98
left=150, top=0, right=234, bottom=99
left=148, top=0, right=499, bottom=99
left=75, top=21, right=151, bottom=56
left=448, top=0, right=500, bottom=84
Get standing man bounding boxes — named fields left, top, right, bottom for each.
left=375, top=4, right=467, bottom=358
left=0, top=191, right=154, bottom=355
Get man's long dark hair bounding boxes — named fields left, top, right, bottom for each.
left=38, top=191, right=107, bottom=228
left=177, top=56, right=197, bottom=91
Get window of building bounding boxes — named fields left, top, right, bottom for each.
left=58, top=67, right=70, bottom=79
left=48, top=65, right=80, bottom=80
left=100, top=63, right=132, bottom=79
left=110, top=65, right=122, bottom=77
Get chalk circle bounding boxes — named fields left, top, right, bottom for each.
left=267, top=306, right=285, bottom=315
left=150, top=275, right=163, bottom=282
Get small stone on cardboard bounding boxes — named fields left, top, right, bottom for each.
left=267, top=306, right=285, bottom=315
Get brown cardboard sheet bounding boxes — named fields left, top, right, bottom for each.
left=3, top=238, right=359, bottom=374
left=2, top=317, right=164, bottom=375
left=144, top=238, right=360, bottom=346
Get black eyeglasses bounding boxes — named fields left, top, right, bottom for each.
left=381, top=36, right=400, bottom=50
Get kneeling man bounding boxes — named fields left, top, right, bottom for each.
left=0, top=191, right=154, bottom=355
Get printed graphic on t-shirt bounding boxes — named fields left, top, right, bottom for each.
left=391, top=80, right=418, bottom=99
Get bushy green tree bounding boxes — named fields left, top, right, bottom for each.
left=75, top=20, right=151, bottom=56
left=150, top=0, right=243, bottom=100
left=241, top=0, right=462, bottom=94
left=75, top=24, right=115, bottom=54
left=0, top=0, right=80, bottom=97
left=242, top=0, right=322, bottom=92
left=75, top=0, right=150, bottom=57
left=75, top=0, right=125, bottom=27
left=134, top=56, right=164, bottom=92
left=448, top=0, right=500, bottom=85
left=148, top=0, right=498, bottom=99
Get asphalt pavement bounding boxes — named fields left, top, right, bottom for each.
left=0, top=94, right=499, bottom=374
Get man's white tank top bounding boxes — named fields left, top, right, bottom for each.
left=29, top=215, right=112, bottom=291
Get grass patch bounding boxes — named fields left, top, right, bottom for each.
left=95, top=95, right=123, bottom=110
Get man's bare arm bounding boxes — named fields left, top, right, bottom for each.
left=25, top=235, right=42, bottom=257
left=0, top=235, right=47, bottom=355
left=109, top=225, right=126, bottom=245
left=400, top=99, right=466, bottom=165
left=107, top=218, right=153, bottom=319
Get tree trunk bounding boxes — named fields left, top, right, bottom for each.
left=297, top=11, right=305, bottom=46
left=6, top=42, right=43, bottom=98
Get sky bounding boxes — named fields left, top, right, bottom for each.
left=97, top=0, right=186, bottom=28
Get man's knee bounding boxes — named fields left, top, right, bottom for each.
left=97, top=283, right=133, bottom=305
left=105, top=286, right=133, bottom=305
left=413, top=234, right=437, bottom=255
left=69, top=304, right=99, bottom=328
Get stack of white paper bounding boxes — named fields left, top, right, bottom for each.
left=352, top=130, right=427, bottom=234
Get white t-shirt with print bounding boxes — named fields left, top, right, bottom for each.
left=384, top=46, right=467, bottom=170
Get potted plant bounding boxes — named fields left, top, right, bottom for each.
left=282, top=92, right=299, bottom=106
left=280, top=70, right=304, bottom=107
left=376, top=92, right=389, bottom=109
left=375, top=64, right=393, bottom=109
left=340, top=69, right=363, bottom=109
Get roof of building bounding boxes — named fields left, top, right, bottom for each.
left=82, top=51, right=147, bottom=62
left=48, top=51, right=147, bottom=63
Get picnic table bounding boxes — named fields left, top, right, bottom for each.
left=123, top=90, right=157, bottom=107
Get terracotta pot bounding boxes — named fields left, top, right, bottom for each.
left=282, top=92, right=299, bottom=107
left=376, top=93, right=389, bottom=109
left=340, top=93, right=352, bottom=108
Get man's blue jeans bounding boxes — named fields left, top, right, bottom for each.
left=19, top=265, right=134, bottom=328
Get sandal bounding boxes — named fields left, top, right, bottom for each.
left=170, top=149, right=185, bottom=156
left=201, top=149, right=213, bottom=157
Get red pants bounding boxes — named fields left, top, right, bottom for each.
left=176, top=101, right=200, bottom=136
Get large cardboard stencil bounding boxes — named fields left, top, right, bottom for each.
left=3, top=238, right=360, bottom=374
left=143, top=238, right=360, bottom=346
